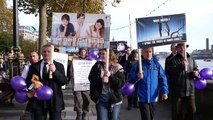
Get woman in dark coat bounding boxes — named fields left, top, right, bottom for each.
left=88, top=49, right=125, bottom=120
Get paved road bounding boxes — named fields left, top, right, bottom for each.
left=0, top=86, right=171, bottom=120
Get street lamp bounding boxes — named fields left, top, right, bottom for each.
left=7, top=0, right=25, bottom=78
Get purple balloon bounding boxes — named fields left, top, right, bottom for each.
left=199, top=68, right=213, bottom=79
left=89, top=49, right=99, bottom=60
left=36, top=86, right=53, bottom=100
left=15, top=91, right=28, bottom=103
left=194, top=78, right=207, bottom=90
left=10, top=76, right=26, bottom=91
left=121, top=83, right=135, bottom=96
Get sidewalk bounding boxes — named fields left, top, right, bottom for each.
left=0, top=85, right=171, bottom=120
left=61, top=87, right=97, bottom=120
left=0, top=85, right=98, bottom=120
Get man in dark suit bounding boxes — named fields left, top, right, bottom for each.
left=119, top=47, right=131, bottom=68
left=67, top=47, right=90, bottom=120
left=26, top=44, right=68, bottom=120
left=165, top=43, right=177, bottom=120
left=165, top=43, right=177, bottom=75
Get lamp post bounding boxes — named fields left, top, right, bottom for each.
left=7, top=0, right=25, bottom=78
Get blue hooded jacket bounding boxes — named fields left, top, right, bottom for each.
left=128, top=56, right=169, bottom=103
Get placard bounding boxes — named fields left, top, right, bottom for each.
left=73, top=60, right=96, bottom=91
left=136, top=13, right=186, bottom=48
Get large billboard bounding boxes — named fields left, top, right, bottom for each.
left=136, top=13, right=186, bottom=48
left=51, top=13, right=111, bottom=50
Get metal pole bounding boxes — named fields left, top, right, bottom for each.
left=8, top=0, right=25, bottom=78
left=13, top=0, right=19, bottom=48
left=129, top=14, right=132, bottom=48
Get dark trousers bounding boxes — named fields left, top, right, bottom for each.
left=127, top=91, right=138, bottom=108
left=73, top=91, right=90, bottom=115
left=31, top=109, right=62, bottom=120
left=177, top=96, right=196, bottom=120
left=127, top=83, right=138, bottom=108
left=170, top=94, right=178, bottom=120
left=138, top=102, right=157, bottom=120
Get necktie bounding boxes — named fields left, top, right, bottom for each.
left=43, top=62, right=48, bottom=80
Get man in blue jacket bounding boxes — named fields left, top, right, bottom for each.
left=128, top=47, right=169, bottom=120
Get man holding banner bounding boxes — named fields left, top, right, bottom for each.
left=26, top=44, right=67, bottom=120
left=67, top=47, right=91, bottom=120
left=128, top=47, right=168, bottom=120
left=165, top=43, right=199, bottom=120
